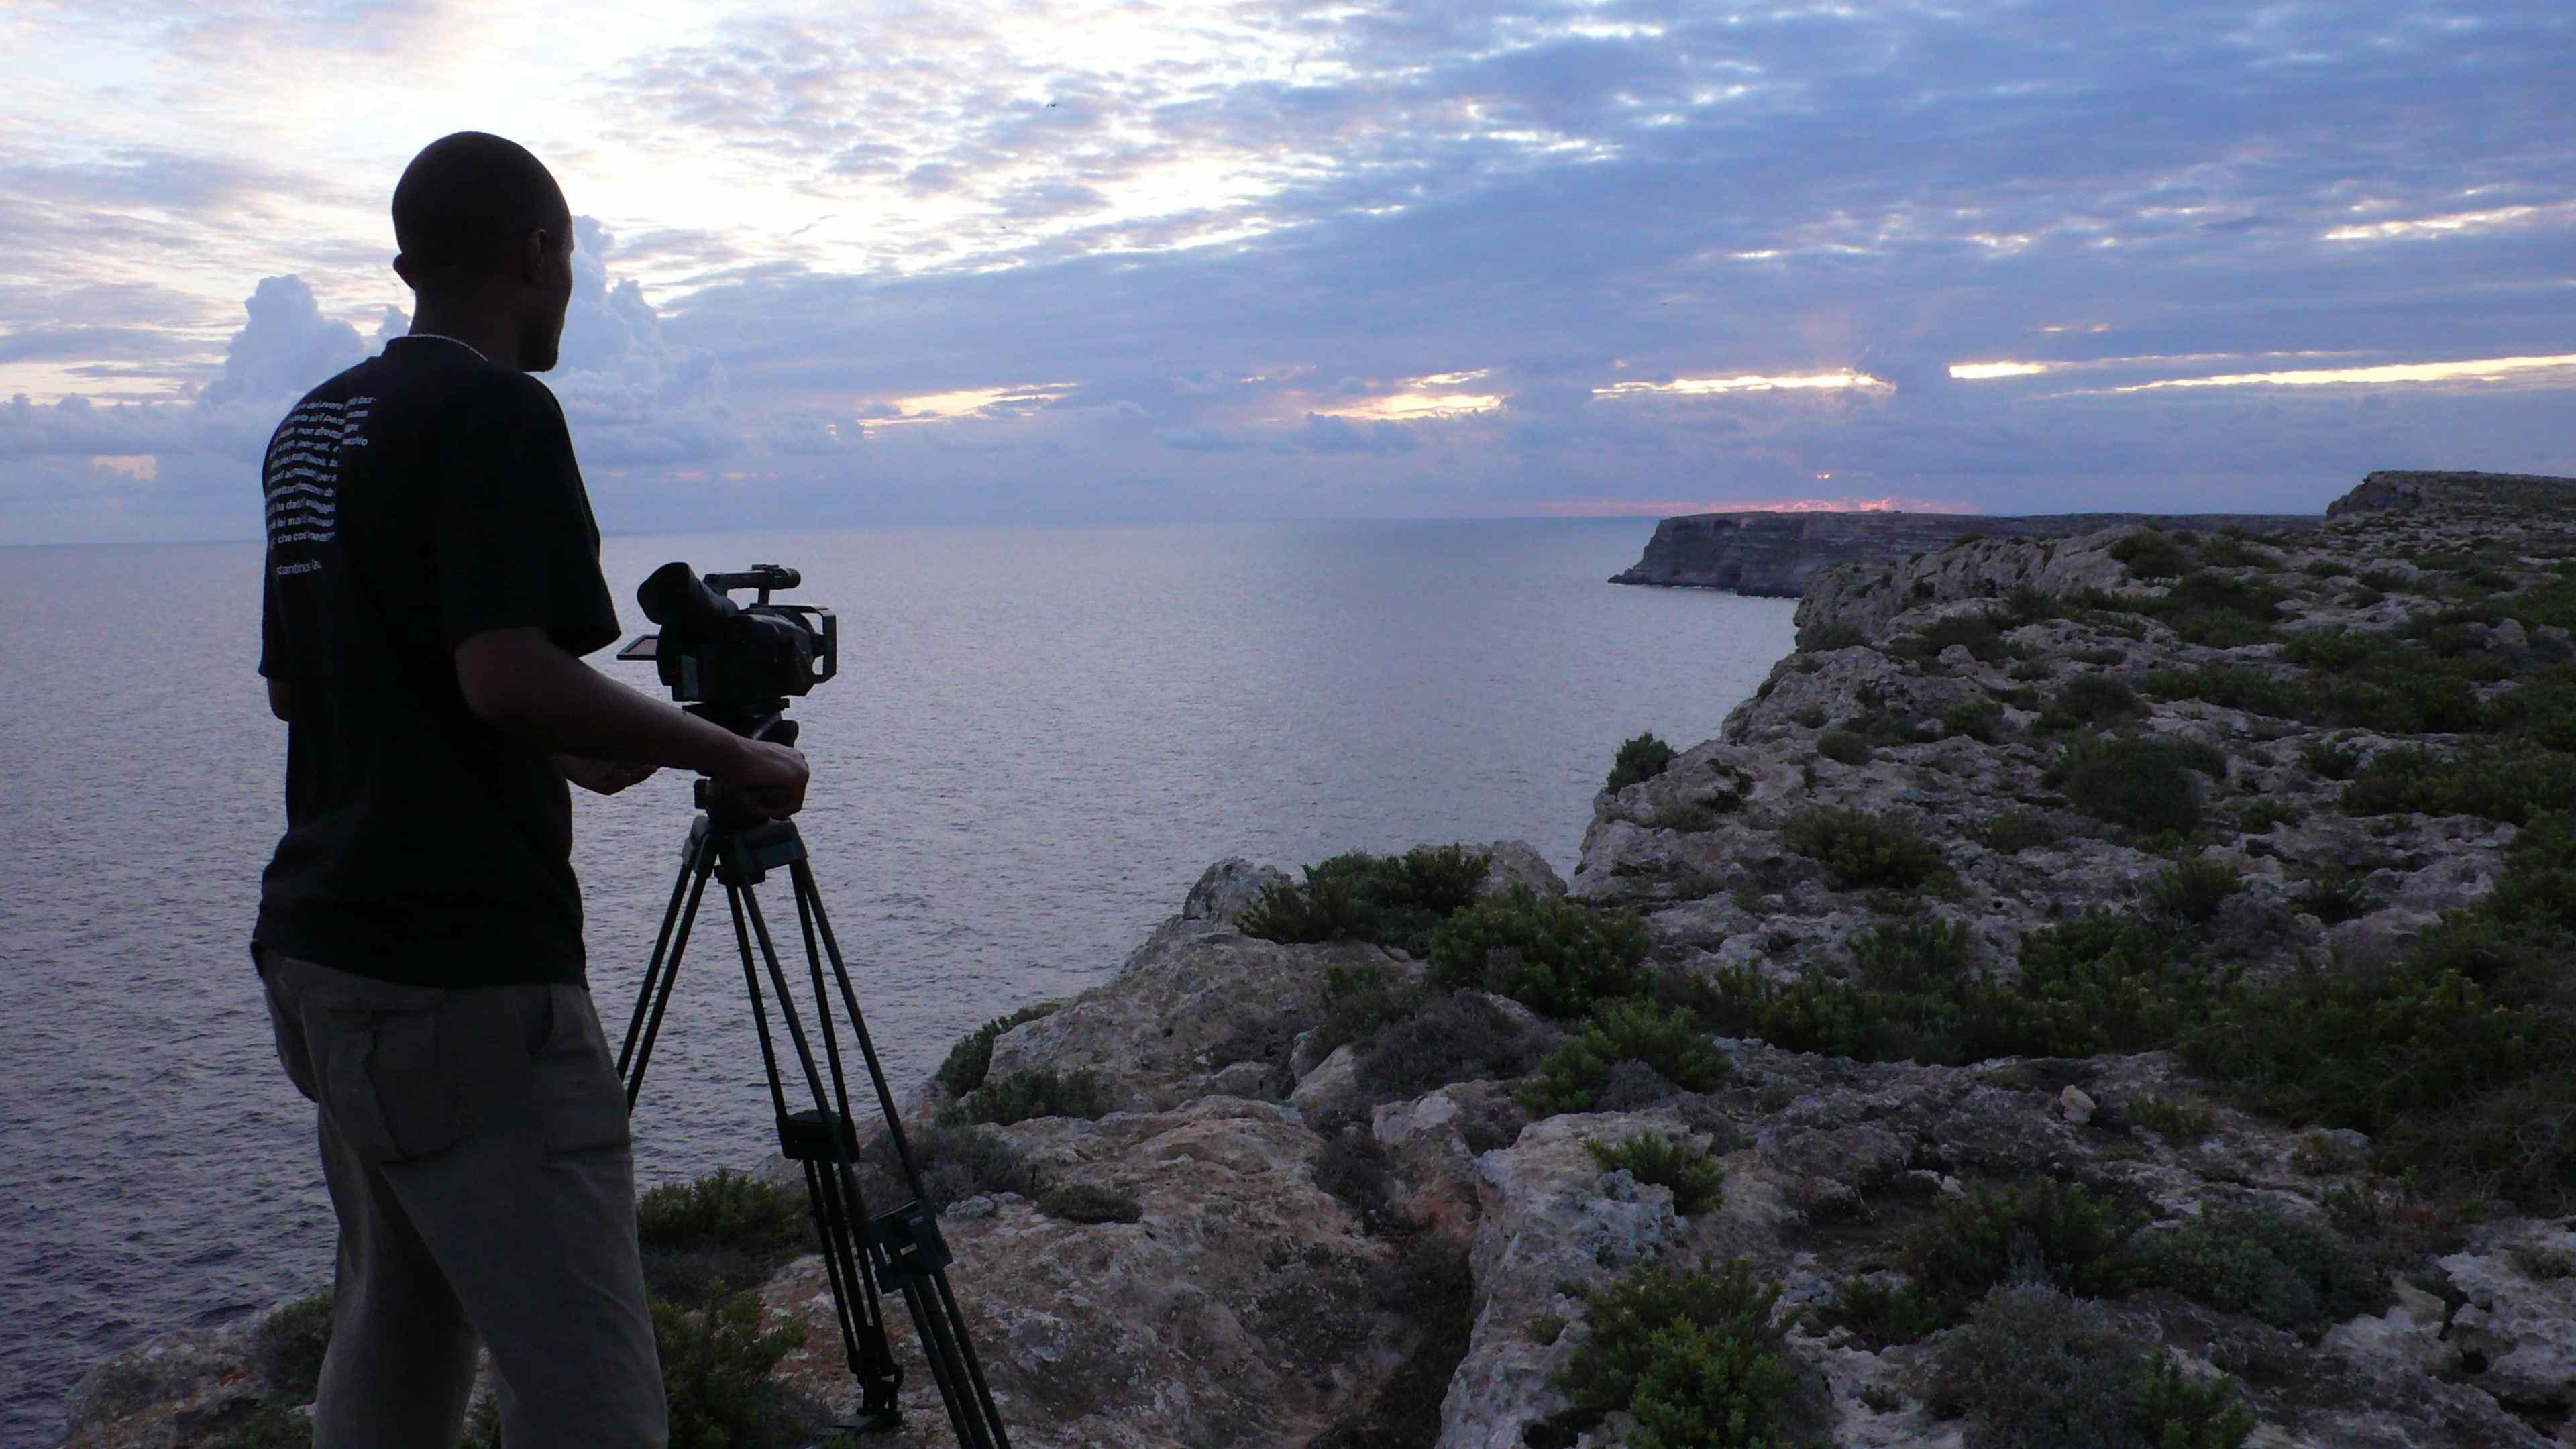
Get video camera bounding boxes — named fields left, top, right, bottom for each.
left=616, top=562, right=836, bottom=730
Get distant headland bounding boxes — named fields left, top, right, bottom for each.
left=1610, top=507, right=2329, bottom=597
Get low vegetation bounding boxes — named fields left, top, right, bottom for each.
left=951, top=1067, right=1116, bottom=1126
left=1607, top=732, right=1678, bottom=792
left=1582, top=1131, right=1727, bottom=1215
left=1780, top=806, right=1950, bottom=890
left=1240, top=844, right=1491, bottom=955
left=2051, top=734, right=2226, bottom=835
left=1521, top=998, right=1731, bottom=1114
left=1535, top=1263, right=1826, bottom=1449
left=932, top=1002, right=1061, bottom=1097
left=1427, top=885, right=1652, bottom=1018
left=635, top=1168, right=813, bottom=1308
left=1927, top=1286, right=2257, bottom=1449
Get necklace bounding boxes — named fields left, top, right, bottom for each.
left=404, top=332, right=490, bottom=363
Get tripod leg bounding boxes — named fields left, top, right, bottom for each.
left=786, top=863, right=1013, bottom=1448
left=722, top=871, right=910, bottom=1430
left=619, top=827, right=717, bottom=1106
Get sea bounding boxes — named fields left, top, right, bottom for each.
left=0, top=519, right=1792, bottom=1443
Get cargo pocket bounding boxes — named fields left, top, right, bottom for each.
left=321, top=1006, right=465, bottom=1164
left=531, top=984, right=633, bottom=1157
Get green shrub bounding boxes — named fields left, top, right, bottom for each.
left=2341, top=745, right=2576, bottom=825
left=2046, top=674, right=2143, bottom=728
left=1801, top=621, right=1868, bottom=652
left=1816, top=729, right=1872, bottom=765
left=1900, top=614, right=2008, bottom=664
left=1609, top=733, right=1679, bottom=792
left=1038, top=1182, right=1144, bottom=1224
left=2129, top=1093, right=2215, bottom=1142
left=1356, top=989, right=1555, bottom=1099
left=2002, top=585, right=2061, bottom=625
left=1676, top=909, right=2212, bottom=1069
left=1521, top=1000, right=1731, bottom=1113
left=252, top=1292, right=335, bottom=1404
left=931, top=1002, right=1059, bottom=1097
left=2053, top=735, right=2224, bottom=834
left=2300, top=737, right=2363, bottom=780
left=1240, top=845, right=1492, bottom=955
left=2139, top=665, right=2306, bottom=720
left=1903, top=1180, right=2145, bottom=1318
left=2279, top=625, right=2376, bottom=672
left=1310, top=959, right=1428, bottom=1059
left=2292, top=870, right=2375, bottom=924
left=2147, top=856, right=2241, bottom=924
left=2302, top=558, right=2353, bottom=578
left=2180, top=930, right=2571, bottom=1203
left=1849, top=918, right=1974, bottom=993
left=2129, top=1350, right=2265, bottom=1449
left=637, top=1169, right=809, bottom=1254
left=2195, top=535, right=2279, bottom=570
left=897, top=1121, right=1038, bottom=1212
left=1942, top=697, right=2004, bottom=742
left=2489, top=672, right=2576, bottom=751
left=2133, top=1208, right=2385, bottom=1335
left=2485, top=812, right=2576, bottom=935
left=2357, top=567, right=2412, bottom=592
left=2233, top=798, right=2306, bottom=833
left=1584, top=1131, right=1727, bottom=1214
left=1980, top=809, right=2061, bottom=853
left=1781, top=807, right=1951, bottom=890
left=1554, top=1263, right=1822, bottom=1448
left=1427, top=886, right=1652, bottom=1019
left=2110, top=529, right=2192, bottom=581
left=2153, top=571, right=2287, bottom=646
left=955, top=1067, right=1116, bottom=1125
left=651, top=1287, right=812, bottom=1449
left=1927, top=1286, right=2256, bottom=1449
left=1803, top=1275, right=1944, bottom=1348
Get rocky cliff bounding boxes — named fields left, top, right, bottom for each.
left=1611, top=508, right=2326, bottom=598
left=65, top=472, right=2576, bottom=1449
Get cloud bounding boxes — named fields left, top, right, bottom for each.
left=3, top=0, right=2573, bottom=540
left=202, top=276, right=366, bottom=405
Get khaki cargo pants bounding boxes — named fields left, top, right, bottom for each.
left=259, top=950, right=669, bottom=1448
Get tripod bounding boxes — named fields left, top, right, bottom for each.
left=614, top=752, right=1010, bottom=1448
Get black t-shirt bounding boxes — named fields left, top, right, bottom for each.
left=254, top=335, right=620, bottom=987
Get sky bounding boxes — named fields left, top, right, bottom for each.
left=1, top=0, right=2571, bottom=544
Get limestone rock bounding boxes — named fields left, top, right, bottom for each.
left=987, top=918, right=1391, bottom=1111
left=1438, top=1112, right=1688, bottom=1449
left=2442, top=1220, right=2576, bottom=1411
left=759, top=1099, right=1411, bottom=1448
left=1182, top=856, right=1292, bottom=925
left=1474, top=839, right=1566, bottom=898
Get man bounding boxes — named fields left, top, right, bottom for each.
left=253, top=131, right=806, bottom=1447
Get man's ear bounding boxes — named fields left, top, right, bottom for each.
left=519, top=227, right=555, bottom=284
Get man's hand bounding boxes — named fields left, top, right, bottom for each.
left=716, top=739, right=809, bottom=819
left=551, top=754, right=658, bottom=796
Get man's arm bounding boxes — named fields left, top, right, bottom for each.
left=454, top=627, right=808, bottom=815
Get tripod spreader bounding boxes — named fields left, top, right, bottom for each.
left=616, top=806, right=1010, bottom=1448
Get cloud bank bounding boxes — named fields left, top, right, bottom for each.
left=1, top=0, right=2570, bottom=541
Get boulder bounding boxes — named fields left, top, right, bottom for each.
left=1182, top=857, right=1292, bottom=926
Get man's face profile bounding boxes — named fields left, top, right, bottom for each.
left=519, top=216, right=576, bottom=373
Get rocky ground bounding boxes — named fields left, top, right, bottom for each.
left=66, top=471, right=2576, bottom=1448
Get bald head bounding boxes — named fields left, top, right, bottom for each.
left=393, top=132, right=568, bottom=295
left=390, top=133, right=576, bottom=370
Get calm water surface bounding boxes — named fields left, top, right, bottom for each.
left=0, top=520, right=1791, bottom=1441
